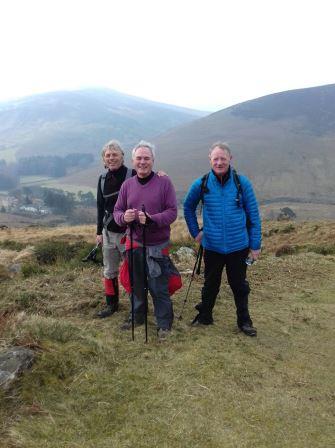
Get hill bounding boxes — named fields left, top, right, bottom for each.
left=48, top=84, right=335, bottom=207
left=153, top=84, right=335, bottom=203
left=0, top=220, right=335, bottom=447
left=0, top=88, right=206, bottom=158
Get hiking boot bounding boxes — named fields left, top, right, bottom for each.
left=95, top=302, right=119, bottom=319
left=95, top=291, right=119, bottom=319
left=191, top=314, right=213, bottom=326
left=239, top=323, right=257, bottom=337
left=120, top=319, right=144, bottom=331
left=157, top=328, right=171, bottom=341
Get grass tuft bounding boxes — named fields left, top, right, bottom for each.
left=34, top=240, right=98, bottom=265
left=0, top=240, right=27, bottom=251
left=275, top=244, right=297, bottom=257
left=308, top=243, right=335, bottom=255
left=21, top=262, right=46, bottom=278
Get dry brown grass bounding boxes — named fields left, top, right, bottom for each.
left=1, top=219, right=335, bottom=255
left=261, top=220, right=335, bottom=254
left=0, top=225, right=95, bottom=245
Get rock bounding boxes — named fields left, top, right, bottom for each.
left=0, top=347, right=35, bottom=390
left=277, top=207, right=296, bottom=221
left=8, top=263, right=21, bottom=274
left=174, top=247, right=196, bottom=264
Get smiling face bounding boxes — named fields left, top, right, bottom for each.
left=209, top=147, right=232, bottom=176
left=132, top=146, right=154, bottom=178
left=103, top=148, right=124, bottom=171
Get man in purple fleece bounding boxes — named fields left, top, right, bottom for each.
left=113, top=140, right=178, bottom=339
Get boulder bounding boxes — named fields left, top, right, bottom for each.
left=174, top=247, right=196, bottom=265
left=0, top=347, right=35, bottom=390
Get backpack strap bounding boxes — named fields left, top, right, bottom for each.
left=232, top=168, right=243, bottom=207
left=101, top=168, right=133, bottom=199
left=102, top=168, right=133, bottom=229
left=100, top=173, right=107, bottom=197
left=200, top=173, right=210, bottom=205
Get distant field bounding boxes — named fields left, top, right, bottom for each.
left=38, top=179, right=96, bottom=195
left=20, top=175, right=53, bottom=185
left=18, top=176, right=96, bottom=195
left=0, top=147, right=17, bottom=162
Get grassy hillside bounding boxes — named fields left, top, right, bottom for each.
left=0, top=220, right=334, bottom=447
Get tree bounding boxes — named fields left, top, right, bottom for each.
left=43, top=188, right=76, bottom=215
left=78, top=191, right=95, bottom=206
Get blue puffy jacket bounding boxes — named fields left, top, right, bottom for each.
left=184, top=169, right=261, bottom=254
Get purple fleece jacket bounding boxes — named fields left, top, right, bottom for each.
left=113, top=174, right=178, bottom=245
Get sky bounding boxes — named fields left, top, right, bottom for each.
left=0, top=0, right=334, bottom=111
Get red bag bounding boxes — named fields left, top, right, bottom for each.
left=119, top=257, right=182, bottom=296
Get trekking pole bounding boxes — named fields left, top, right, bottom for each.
left=129, top=222, right=135, bottom=341
left=177, top=244, right=203, bottom=320
left=81, top=242, right=101, bottom=263
left=141, top=205, right=149, bottom=343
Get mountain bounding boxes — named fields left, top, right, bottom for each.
left=55, top=84, right=335, bottom=205
left=153, top=84, right=335, bottom=203
left=2, top=84, right=335, bottom=205
left=0, top=88, right=206, bottom=157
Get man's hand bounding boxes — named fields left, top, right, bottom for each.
left=157, top=170, right=167, bottom=177
left=138, top=210, right=151, bottom=225
left=124, top=209, right=137, bottom=223
left=195, top=230, right=203, bottom=244
left=96, top=234, right=103, bottom=245
left=250, top=249, right=261, bottom=261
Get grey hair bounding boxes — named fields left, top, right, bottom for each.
left=209, top=141, right=232, bottom=156
left=132, top=140, right=156, bottom=159
left=101, top=140, right=124, bottom=158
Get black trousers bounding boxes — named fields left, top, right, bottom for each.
left=196, top=247, right=252, bottom=327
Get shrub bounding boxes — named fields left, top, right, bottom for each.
left=275, top=244, right=297, bottom=257
left=34, top=240, right=91, bottom=265
left=15, top=291, right=48, bottom=310
left=263, top=228, right=279, bottom=237
left=0, top=240, right=27, bottom=251
left=280, top=224, right=296, bottom=234
left=21, top=262, right=46, bottom=278
left=309, top=244, right=335, bottom=256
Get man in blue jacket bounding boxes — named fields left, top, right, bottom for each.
left=183, top=142, right=261, bottom=336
